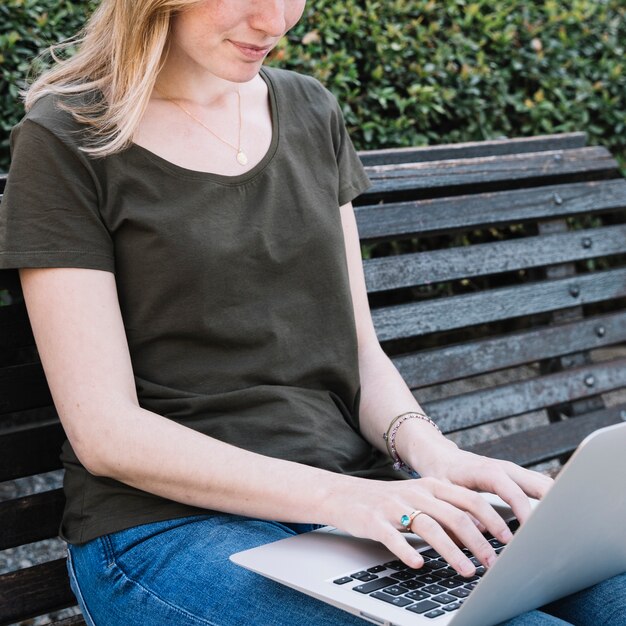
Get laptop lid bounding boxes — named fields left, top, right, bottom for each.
left=230, top=422, right=626, bottom=626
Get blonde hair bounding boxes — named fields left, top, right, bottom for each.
left=25, top=0, right=202, bottom=157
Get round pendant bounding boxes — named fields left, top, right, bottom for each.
left=236, top=150, right=248, bottom=166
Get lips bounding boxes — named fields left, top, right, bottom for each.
left=229, top=40, right=273, bottom=61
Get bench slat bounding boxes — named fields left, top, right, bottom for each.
left=355, top=179, right=626, bottom=238
left=364, top=224, right=626, bottom=292
left=0, top=302, right=35, bottom=351
left=0, top=422, right=65, bottom=481
left=466, top=404, right=626, bottom=467
left=363, top=147, right=619, bottom=198
left=0, top=269, right=21, bottom=292
left=393, top=311, right=626, bottom=389
left=0, top=363, right=53, bottom=414
left=49, top=616, right=86, bottom=626
left=0, top=489, right=64, bottom=550
left=373, top=267, right=626, bottom=341
left=0, top=559, right=75, bottom=626
left=425, top=357, right=626, bottom=432
left=358, top=132, right=588, bottom=166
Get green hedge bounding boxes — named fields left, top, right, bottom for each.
left=2, top=0, right=625, bottom=172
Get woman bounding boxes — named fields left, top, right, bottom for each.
left=0, top=1, right=623, bottom=624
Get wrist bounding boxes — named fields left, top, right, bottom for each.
left=393, top=418, right=457, bottom=476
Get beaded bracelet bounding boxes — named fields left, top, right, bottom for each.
left=383, top=411, right=441, bottom=474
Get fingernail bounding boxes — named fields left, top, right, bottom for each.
left=499, top=528, right=513, bottom=542
left=460, top=562, right=474, bottom=576
left=486, top=554, right=497, bottom=568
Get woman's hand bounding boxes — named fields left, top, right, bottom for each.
left=327, top=427, right=554, bottom=576
left=328, top=472, right=520, bottom=576
left=399, top=428, right=554, bottom=525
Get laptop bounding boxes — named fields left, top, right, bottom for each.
left=231, top=422, right=626, bottom=626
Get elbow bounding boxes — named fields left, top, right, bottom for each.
left=68, top=432, right=111, bottom=477
left=59, top=404, right=129, bottom=478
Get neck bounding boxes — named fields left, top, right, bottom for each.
left=155, top=47, right=260, bottom=107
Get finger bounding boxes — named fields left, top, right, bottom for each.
left=469, top=513, right=487, bottom=534
left=418, top=499, right=497, bottom=571
left=409, top=511, right=477, bottom=576
left=377, top=525, right=425, bottom=570
left=481, top=469, right=534, bottom=524
left=434, top=481, right=514, bottom=546
left=499, top=461, right=554, bottom=500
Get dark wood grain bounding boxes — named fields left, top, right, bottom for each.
left=0, top=559, right=76, bottom=626
left=358, top=133, right=588, bottom=166
left=362, top=147, right=619, bottom=199
left=466, top=404, right=626, bottom=467
left=355, top=179, right=626, bottom=239
left=364, top=224, right=626, bottom=292
left=49, top=615, right=87, bottom=626
left=423, top=358, right=626, bottom=433
left=0, top=421, right=64, bottom=481
left=373, top=267, right=626, bottom=341
left=0, top=363, right=53, bottom=414
left=0, top=302, right=35, bottom=351
left=393, top=311, right=626, bottom=389
left=0, top=489, right=65, bottom=550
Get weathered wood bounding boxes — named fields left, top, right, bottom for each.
left=355, top=179, right=626, bottom=238
left=362, top=147, right=619, bottom=199
left=0, top=489, right=65, bottom=550
left=393, top=311, right=626, bottom=389
left=373, top=267, right=626, bottom=341
left=358, top=133, right=588, bottom=166
left=466, top=404, right=626, bottom=467
left=0, top=559, right=75, bottom=626
left=0, top=302, right=34, bottom=351
left=0, top=268, right=21, bottom=292
left=364, top=224, right=626, bottom=292
left=49, top=615, right=87, bottom=626
left=0, top=363, right=53, bottom=414
left=0, top=422, right=64, bottom=481
left=537, top=220, right=606, bottom=424
left=424, top=358, right=626, bottom=433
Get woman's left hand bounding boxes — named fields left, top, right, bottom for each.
left=402, top=433, right=554, bottom=525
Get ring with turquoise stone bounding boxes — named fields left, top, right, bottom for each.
left=400, top=509, right=422, bottom=529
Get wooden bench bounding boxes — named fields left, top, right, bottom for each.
left=1, top=132, right=625, bottom=625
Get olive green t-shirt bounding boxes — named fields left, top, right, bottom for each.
left=0, top=67, right=398, bottom=544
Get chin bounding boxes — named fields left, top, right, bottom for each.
left=222, top=63, right=265, bottom=84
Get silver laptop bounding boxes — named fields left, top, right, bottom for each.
left=231, top=422, right=626, bottom=626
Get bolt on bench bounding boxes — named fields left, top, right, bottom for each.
left=1, top=132, right=625, bottom=625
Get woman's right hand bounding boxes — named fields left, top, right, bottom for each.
left=327, top=474, right=515, bottom=577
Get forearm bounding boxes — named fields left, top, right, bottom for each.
left=357, top=340, right=457, bottom=473
left=83, top=401, right=353, bottom=525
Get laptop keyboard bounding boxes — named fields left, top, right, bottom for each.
left=332, top=520, right=519, bottom=620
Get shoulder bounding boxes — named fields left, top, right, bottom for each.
left=261, top=66, right=339, bottom=114
left=16, top=91, right=98, bottom=153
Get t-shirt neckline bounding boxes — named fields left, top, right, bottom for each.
left=129, top=67, right=279, bottom=184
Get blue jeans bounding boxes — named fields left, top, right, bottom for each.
left=67, top=514, right=626, bottom=625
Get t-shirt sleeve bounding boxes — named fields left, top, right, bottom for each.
left=329, top=96, right=372, bottom=206
left=0, top=118, right=115, bottom=272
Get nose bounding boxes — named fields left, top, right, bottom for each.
left=249, top=0, right=287, bottom=37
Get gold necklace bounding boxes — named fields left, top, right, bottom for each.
left=156, top=87, right=248, bottom=166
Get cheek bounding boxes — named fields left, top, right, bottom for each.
left=285, top=0, right=307, bottom=30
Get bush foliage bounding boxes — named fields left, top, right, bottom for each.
left=1, top=0, right=625, bottom=172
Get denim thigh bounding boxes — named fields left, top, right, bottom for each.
left=66, top=514, right=369, bottom=626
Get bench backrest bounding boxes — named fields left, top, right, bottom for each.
left=1, top=132, right=626, bottom=624
left=356, top=132, right=626, bottom=465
